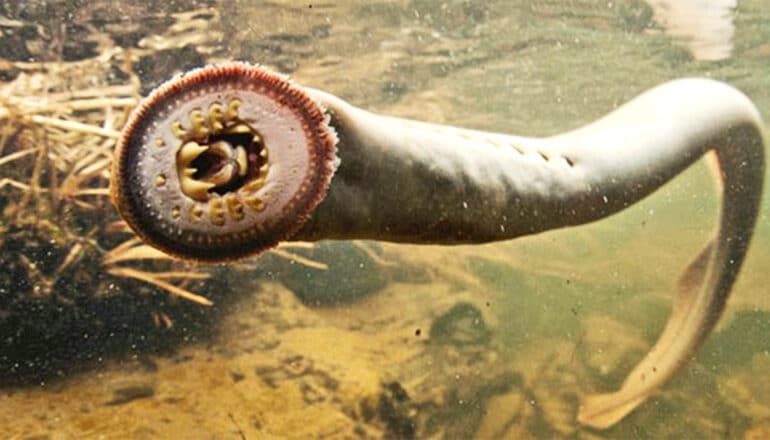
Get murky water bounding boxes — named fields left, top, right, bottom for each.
left=0, top=0, right=769, bottom=438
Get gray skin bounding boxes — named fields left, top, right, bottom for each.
left=291, top=79, right=765, bottom=428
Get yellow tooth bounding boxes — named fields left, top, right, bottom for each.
left=259, top=163, right=269, bottom=177
left=259, top=146, right=268, bottom=159
left=177, top=142, right=219, bottom=201
left=171, top=121, right=186, bottom=139
left=207, top=140, right=231, bottom=156
left=189, top=204, right=204, bottom=221
left=243, top=177, right=265, bottom=192
left=190, top=109, right=209, bottom=139
left=209, top=103, right=224, bottom=132
left=226, top=123, right=252, bottom=134
left=244, top=195, right=265, bottom=212
left=181, top=178, right=215, bottom=202
left=225, top=194, right=245, bottom=221
left=207, top=163, right=235, bottom=187
left=178, top=141, right=208, bottom=166
left=209, top=197, right=226, bottom=226
left=226, top=99, right=241, bottom=121
left=155, top=174, right=166, bottom=187
left=235, top=146, right=248, bottom=177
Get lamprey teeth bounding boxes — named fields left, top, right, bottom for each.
left=209, top=196, right=226, bottom=226
left=181, top=178, right=216, bottom=202
left=189, top=109, right=209, bottom=139
left=225, top=194, right=245, bottom=221
left=207, top=162, right=237, bottom=187
left=226, top=99, right=241, bottom=121
left=171, top=121, right=186, bottom=139
left=177, top=141, right=215, bottom=202
left=207, top=139, right=233, bottom=157
left=244, top=177, right=265, bottom=192
left=244, top=195, right=265, bottom=212
left=198, top=141, right=243, bottom=187
left=235, top=146, right=248, bottom=177
left=209, top=103, right=224, bottom=132
left=189, top=204, right=204, bottom=221
left=226, top=122, right=253, bottom=134
left=178, top=141, right=209, bottom=166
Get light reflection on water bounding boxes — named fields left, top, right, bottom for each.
left=646, top=0, right=736, bottom=61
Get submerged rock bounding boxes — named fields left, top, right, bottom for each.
left=429, top=302, right=491, bottom=347
left=265, top=242, right=389, bottom=306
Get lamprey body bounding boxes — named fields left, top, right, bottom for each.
left=111, top=63, right=765, bottom=428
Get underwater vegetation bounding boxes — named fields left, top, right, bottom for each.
left=0, top=3, right=347, bottom=384
left=0, top=13, right=225, bottom=383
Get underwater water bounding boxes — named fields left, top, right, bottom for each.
left=0, top=0, right=769, bottom=438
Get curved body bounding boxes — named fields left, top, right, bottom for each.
left=111, top=64, right=765, bottom=429
left=299, top=79, right=765, bottom=428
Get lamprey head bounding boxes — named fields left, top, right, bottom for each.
left=111, top=63, right=338, bottom=262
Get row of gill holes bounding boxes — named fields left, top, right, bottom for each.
left=428, top=123, right=577, bottom=168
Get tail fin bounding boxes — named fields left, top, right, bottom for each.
left=571, top=79, right=765, bottom=428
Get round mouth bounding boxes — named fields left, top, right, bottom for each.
left=111, top=63, right=338, bottom=262
left=174, top=100, right=269, bottom=205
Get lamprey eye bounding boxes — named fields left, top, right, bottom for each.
left=111, top=63, right=338, bottom=262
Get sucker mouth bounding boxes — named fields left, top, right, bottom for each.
left=174, top=100, right=269, bottom=202
left=112, top=62, right=338, bottom=261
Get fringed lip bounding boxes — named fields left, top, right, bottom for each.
left=111, top=62, right=338, bottom=262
